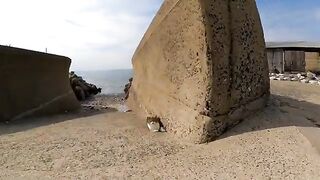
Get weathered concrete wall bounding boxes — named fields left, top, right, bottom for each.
left=128, top=0, right=269, bottom=143
left=0, top=46, right=80, bottom=122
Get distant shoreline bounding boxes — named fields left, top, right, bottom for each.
left=74, top=69, right=132, bottom=95
left=73, top=68, right=133, bottom=73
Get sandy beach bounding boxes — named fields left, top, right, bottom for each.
left=0, top=81, right=320, bottom=179
left=1, top=0, right=319, bottom=179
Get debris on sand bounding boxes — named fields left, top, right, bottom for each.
left=269, top=72, right=320, bottom=85
left=69, top=71, right=102, bottom=101
left=81, top=94, right=128, bottom=112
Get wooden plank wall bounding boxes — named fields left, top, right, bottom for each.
left=267, top=49, right=284, bottom=73
left=305, top=52, right=320, bottom=72
left=284, top=51, right=305, bottom=72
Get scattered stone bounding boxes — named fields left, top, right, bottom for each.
left=283, top=77, right=290, bottom=81
left=269, top=72, right=320, bottom=86
left=309, top=80, right=318, bottom=85
left=279, top=75, right=285, bottom=81
left=307, top=71, right=317, bottom=79
left=297, top=73, right=302, bottom=78
left=299, top=76, right=306, bottom=80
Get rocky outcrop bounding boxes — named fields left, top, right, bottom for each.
left=69, top=72, right=102, bottom=101
left=124, top=78, right=133, bottom=100
left=0, top=46, right=80, bottom=122
left=127, top=0, right=269, bottom=143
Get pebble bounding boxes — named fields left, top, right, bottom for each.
left=309, top=80, right=318, bottom=85
left=307, top=72, right=317, bottom=79
left=283, top=77, right=290, bottom=81
left=279, top=76, right=285, bottom=81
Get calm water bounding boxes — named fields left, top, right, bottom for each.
left=76, top=69, right=133, bottom=95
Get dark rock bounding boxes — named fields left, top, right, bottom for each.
left=124, top=78, right=133, bottom=100
left=69, top=71, right=102, bottom=101
left=74, top=86, right=86, bottom=101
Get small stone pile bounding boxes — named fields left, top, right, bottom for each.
left=269, top=72, right=320, bottom=85
left=69, top=71, right=102, bottom=101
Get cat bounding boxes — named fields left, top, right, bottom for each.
left=146, top=117, right=166, bottom=132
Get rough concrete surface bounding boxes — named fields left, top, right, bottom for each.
left=128, top=0, right=269, bottom=143
left=0, top=82, right=320, bottom=179
left=0, top=46, right=80, bottom=122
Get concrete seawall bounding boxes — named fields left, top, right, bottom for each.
left=128, top=0, right=269, bottom=143
left=0, top=46, right=80, bottom=122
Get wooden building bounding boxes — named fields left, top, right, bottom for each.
left=266, top=42, right=320, bottom=73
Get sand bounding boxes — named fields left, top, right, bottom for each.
left=0, top=82, right=320, bottom=179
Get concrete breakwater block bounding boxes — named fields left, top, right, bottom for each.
left=0, top=46, right=80, bottom=122
left=128, top=0, right=270, bottom=143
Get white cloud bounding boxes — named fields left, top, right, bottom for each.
left=8, top=0, right=320, bottom=71
left=0, top=0, right=162, bottom=70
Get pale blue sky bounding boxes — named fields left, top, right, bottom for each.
left=0, top=0, right=319, bottom=70
left=257, top=0, right=320, bottom=41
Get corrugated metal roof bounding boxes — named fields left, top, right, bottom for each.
left=266, top=41, right=320, bottom=49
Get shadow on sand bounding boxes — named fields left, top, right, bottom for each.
left=220, top=94, right=320, bottom=140
left=0, top=95, right=319, bottom=142
left=0, top=107, right=117, bottom=136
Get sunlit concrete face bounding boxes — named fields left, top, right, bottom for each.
left=0, top=46, right=80, bottom=122
left=128, top=0, right=270, bottom=143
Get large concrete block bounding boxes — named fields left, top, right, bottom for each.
left=0, top=46, right=80, bottom=122
left=128, top=0, right=270, bottom=143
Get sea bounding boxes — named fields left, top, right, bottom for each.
left=75, top=69, right=133, bottom=95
